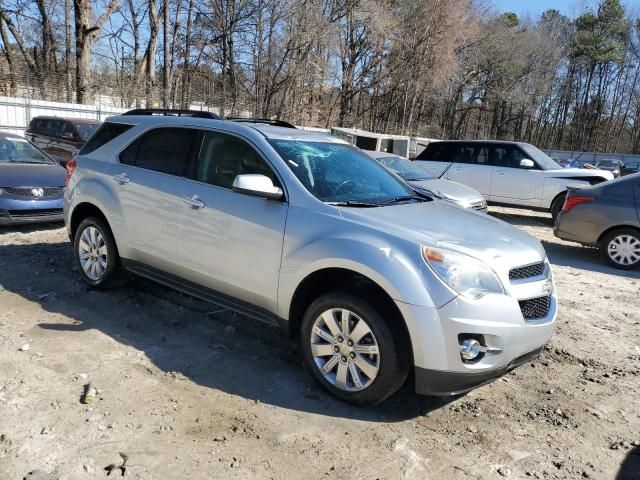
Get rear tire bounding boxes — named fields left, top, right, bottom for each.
left=600, top=229, right=640, bottom=270
left=300, top=292, right=410, bottom=405
left=74, top=217, right=126, bottom=288
left=550, top=193, right=566, bottom=222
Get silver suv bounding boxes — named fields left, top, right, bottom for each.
left=64, top=112, right=557, bottom=405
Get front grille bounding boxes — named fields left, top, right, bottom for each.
left=3, top=186, right=64, bottom=198
left=519, top=295, right=551, bottom=320
left=8, top=208, right=63, bottom=218
left=470, top=200, right=487, bottom=211
left=509, top=262, right=545, bottom=281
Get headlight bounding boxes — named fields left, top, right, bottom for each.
left=422, top=246, right=504, bottom=299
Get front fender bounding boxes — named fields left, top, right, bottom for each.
left=276, top=207, right=455, bottom=319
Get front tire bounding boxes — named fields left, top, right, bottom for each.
left=74, top=217, right=126, bottom=288
left=300, top=292, right=410, bottom=405
left=600, top=229, right=640, bottom=270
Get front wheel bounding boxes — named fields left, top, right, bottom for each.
left=600, top=229, right=640, bottom=270
left=74, top=217, right=126, bottom=288
left=300, top=292, right=410, bottom=405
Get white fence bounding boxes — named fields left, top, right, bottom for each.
left=0, top=96, right=228, bottom=136
left=0, top=96, right=129, bottom=136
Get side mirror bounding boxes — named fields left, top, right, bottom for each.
left=232, top=174, right=283, bottom=201
left=62, top=132, right=75, bottom=140
left=520, top=159, right=535, bottom=169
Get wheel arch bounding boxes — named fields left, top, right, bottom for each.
left=69, top=202, right=113, bottom=241
left=597, top=224, right=640, bottom=245
left=287, top=267, right=413, bottom=363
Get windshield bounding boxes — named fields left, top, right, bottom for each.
left=377, top=156, right=434, bottom=181
left=519, top=144, right=561, bottom=170
left=0, top=137, right=52, bottom=164
left=269, top=140, right=416, bottom=204
left=76, top=123, right=100, bottom=141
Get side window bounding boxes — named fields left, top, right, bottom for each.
left=491, top=146, right=529, bottom=168
left=477, top=147, right=490, bottom=165
left=195, top=131, right=279, bottom=189
left=62, top=122, right=76, bottom=140
left=44, top=120, right=63, bottom=138
left=457, top=145, right=477, bottom=164
left=81, top=122, right=133, bottom=155
left=120, top=127, right=200, bottom=177
left=419, top=143, right=453, bottom=161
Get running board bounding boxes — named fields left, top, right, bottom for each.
left=121, top=259, right=281, bottom=327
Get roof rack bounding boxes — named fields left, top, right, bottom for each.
left=226, top=117, right=297, bottom=129
left=122, top=108, right=221, bottom=119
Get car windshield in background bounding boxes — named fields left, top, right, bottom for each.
left=519, top=144, right=562, bottom=170
left=377, top=156, right=434, bottom=181
left=0, top=137, right=52, bottom=164
left=76, top=123, right=99, bottom=141
left=270, top=140, right=417, bottom=205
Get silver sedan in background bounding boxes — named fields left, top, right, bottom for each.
left=367, top=151, right=487, bottom=212
left=554, top=173, right=640, bottom=269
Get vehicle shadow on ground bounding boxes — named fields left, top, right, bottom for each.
left=489, top=209, right=553, bottom=227
left=541, top=240, right=640, bottom=279
left=616, top=446, right=640, bottom=480
left=0, top=221, right=64, bottom=235
left=0, top=240, right=455, bottom=422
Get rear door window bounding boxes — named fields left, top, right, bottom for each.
left=44, top=119, right=63, bottom=138
left=119, top=127, right=200, bottom=177
left=80, top=122, right=134, bottom=154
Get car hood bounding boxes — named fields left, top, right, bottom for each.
left=408, top=178, right=484, bottom=203
left=545, top=167, right=613, bottom=181
left=340, top=201, right=545, bottom=268
left=0, top=163, right=66, bottom=187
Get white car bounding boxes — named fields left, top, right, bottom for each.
left=415, top=140, right=614, bottom=220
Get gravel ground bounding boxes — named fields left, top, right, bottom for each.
left=0, top=206, right=639, bottom=480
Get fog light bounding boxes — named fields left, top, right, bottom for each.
left=460, top=339, right=482, bottom=361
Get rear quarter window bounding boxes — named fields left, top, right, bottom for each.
left=79, top=122, right=134, bottom=155
left=417, top=142, right=455, bottom=161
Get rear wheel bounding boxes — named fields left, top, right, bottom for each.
left=550, top=193, right=566, bottom=222
left=74, top=217, right=126, bottom=288
left=600, top=229, right=640, bottom=270
left=300, top=292, right=410, bottom=405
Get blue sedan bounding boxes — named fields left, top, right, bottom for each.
left=0, top=132, right=66, bottom=225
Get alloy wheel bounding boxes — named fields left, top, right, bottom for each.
left=607, top=234, right=640, bottom=266
left=78, top=226, right=108, bottom=281
left=310, top=308, right=380, bottom=392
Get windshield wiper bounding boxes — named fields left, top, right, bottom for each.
left=377, top=195, right=427, bottom=205
left=404, top=177, right=430, bottom=181
left=327, top=200, right=381, bottom=208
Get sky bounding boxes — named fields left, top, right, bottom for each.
left=493, top=0, right=639, bottom=18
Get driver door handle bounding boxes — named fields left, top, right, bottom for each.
left=183, top=195, right=205, bottom=209
left=113, top=173, right=130, bottom=184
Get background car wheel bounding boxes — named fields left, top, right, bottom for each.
left=74, top=217, right=126, bottom=288
left=600, top=229, right=640, bottom=270
left=300, top=292, right=410, bottom=406
left=550, top=193, right=566, bottom=222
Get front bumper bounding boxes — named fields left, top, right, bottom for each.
left=415, top=346, right=544, bottom=395
left=0, top=197, right=64, bottom=225
left=396, top=288, right=556, bottom=396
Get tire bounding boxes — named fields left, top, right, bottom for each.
left=300, top=292, right=410, bottom=406
left=600, top=228, right=640, bottom=270
left=74, top=217, right=126, bottom=288
left=550, top=193, right=566, bottom=222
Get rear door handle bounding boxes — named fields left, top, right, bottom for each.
left=113, top=173, right=130, bottom=184
left=183, top=195, right=205, bottom=209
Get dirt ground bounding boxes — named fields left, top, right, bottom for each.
left=0, top=206, right=639, bottom=480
